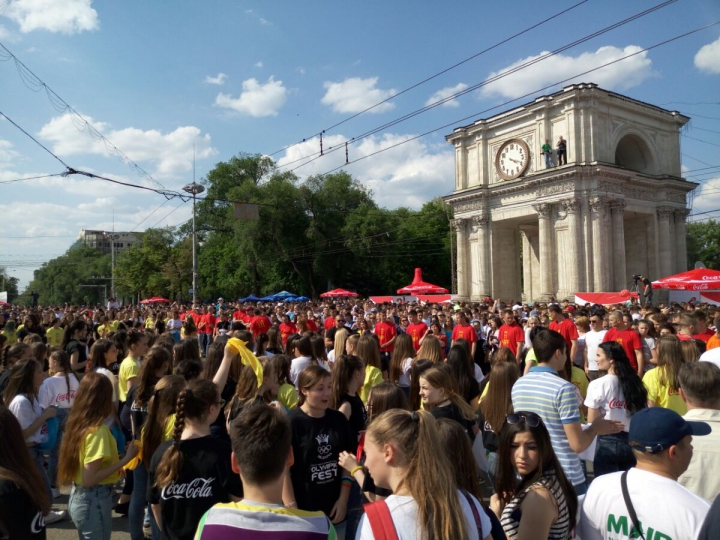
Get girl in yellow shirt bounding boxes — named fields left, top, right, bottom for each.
left=643, top=335, right=687, bottom=415
left=58, top=372, right=139, bottom=539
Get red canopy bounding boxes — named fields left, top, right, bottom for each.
left=397, top=268, right=449, bottom=295
left=652, top=268, right=720, bottom=291
left=140, top=296, right=171, bottom=304
left=320, top=288, right=359, bottom=298
left=574, top=292, right=639, bottom=305
left=0, top=301, right=10, bottom=306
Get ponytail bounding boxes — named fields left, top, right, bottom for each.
left=61, top=320, right=86, bottom=349
left=1, top=343, right=30, bottom=371
left=49, top=351, right=78, bottom=405
left=154, top=379, right=218, bottom=487
left=367, top=409, right=471, bottom=540
left=140, top=375, right=185, bottom=467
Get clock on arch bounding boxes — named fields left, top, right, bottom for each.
left=495, top=138, right=530, bottom=181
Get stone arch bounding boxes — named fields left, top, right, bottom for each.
left=613, top=130, right=657, bottom=175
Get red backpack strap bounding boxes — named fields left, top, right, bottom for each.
left=363, top=501, right=399, bottom=540
left=460, top=490, right=484, bottom=538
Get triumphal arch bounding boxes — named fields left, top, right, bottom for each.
left=443, top=83, right=696, bottom=302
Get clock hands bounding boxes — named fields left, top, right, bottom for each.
left=509, top=158, right=521, bottom=164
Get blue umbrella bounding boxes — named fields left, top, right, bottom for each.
left=292, top=296, right=310, bottom=302
left=238, top=294, right=263, bottom=302
left=271, top=290, right=297, bottom=300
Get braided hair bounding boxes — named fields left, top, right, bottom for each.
left=153, top=379, right=219, bottom=488
left=140, top=375, right=186, bottom=467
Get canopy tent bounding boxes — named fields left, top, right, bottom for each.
left=290, top=296, right=310, bottom=302
left=140, top=296, right=170, bottom=304
left=652, top=268, right=720, bottom=291
left=370, top=296, right=417, bottom=304
left=259, top=291, right=298, bottom=302
left=0, top=301, right=10, bottom=306
left=397, top=268, right=448, bottom=295
left=574, top=292, right=639, bottom=306
left=238, top=294, right=263, bottom=302
left=320, top=288, right=359, bottom=298
left=417, top=294, right=452, bottom=304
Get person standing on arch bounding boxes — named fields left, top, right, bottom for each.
left=556, top=136, right=567, bottom=166
left=541, top=139, right=554, bottom=168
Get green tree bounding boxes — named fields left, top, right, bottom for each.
left=687, top=220, right=720, bottom=270
left=0, top=267, right=20, bottom=302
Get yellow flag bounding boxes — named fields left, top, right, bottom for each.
left=227, top=338, right=263, bottom=387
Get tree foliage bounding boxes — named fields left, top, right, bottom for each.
left=0, top=267, right=20, bottom=302
left=687, top=220, right=720, bottom=270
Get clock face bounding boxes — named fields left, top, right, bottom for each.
left=495, top=139, right=530, bottom=181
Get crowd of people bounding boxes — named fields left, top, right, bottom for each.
left=1, top=295, right=720, bottom=540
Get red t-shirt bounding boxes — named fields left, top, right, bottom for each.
left=374, top=322, right=397, bottom=352
left=250, top=316, right=272, bottom=338
left=677, top=333, right=693, bottom=341
left=549, top=318, right=579, bottom=354
left=406, top=322, right=428, bottom=351
left=324, top=317, right=336, bottom=331
left=498, top=324, right=525, bottom=355
left=693, top=329, right=714, bottom=343
left=279, top=322, right=298, bottom=344
left=603, top=328, right=642, bottom=370
left=452, top=324, right=477, bottom=344
left=232, top=310, right=245, bottom=321
left=306, top=319, right=319, bottom=333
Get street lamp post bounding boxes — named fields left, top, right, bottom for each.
left=182, top=182, right=205, bottom=309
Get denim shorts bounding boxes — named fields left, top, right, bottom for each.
left=69, top=484, right=114, bottom=540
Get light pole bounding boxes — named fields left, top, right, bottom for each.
left=182, top=182, right=205, bottom=308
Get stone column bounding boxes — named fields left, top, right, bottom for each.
left=675, top=209, right=690, bottom=273
left=589, top=197, right=612, bottom=291
left=473, top=214, right=491, bottom=296
left=610, top=200, right=627, bottom=291
left=533, top=203, right=555, bottom=299
left=452, top=218, right=469, bottom=298
left=563, top=198, right=582, bottom=295
left=657, top=207, right=674, bottom=278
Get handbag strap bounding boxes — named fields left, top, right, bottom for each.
left=364, top=501, right=399, bottom=540
left=620, top=471, right=646, bottom=540
left=461, top=490, right=484, bottom=538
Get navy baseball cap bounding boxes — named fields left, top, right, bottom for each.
left=629, top=407, right=711, bottom=454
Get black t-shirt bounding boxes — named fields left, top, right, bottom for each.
left=557, top=139, right=567, bottom=151
left=0, top=478, right=46, bottom=540
left=340, top=393, right=366, bottom=443
left=210, top=378, right=236, bottom=441
left=431, top=402, right=476, bottom=442
left=227, top=395, right=264, bottom=425
left=289, top=407, right=354, bottom=516
left=129, top=386, right=151, bottom=440
left=65, top=340, right=87, bottom=374
left=148, top=436, right=243, bottom=540
left=699, top=494, right=720, bottom=540
left=464, top=378, right=480, bottom=405
left=475, top=408, right=500, bottom=453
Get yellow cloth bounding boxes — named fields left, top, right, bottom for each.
left=75, top=424, right=120, bottom=486
left=643, top=367, right=687, bottom=415
left=227, top=338, right=263, bottom=387
left=118, top=356, right=140, bottom=402
left=46, top=327, right=64, bottom=347
left=359, top=366, right=383, bottom=404
left=278, top=383, right=298, bottom=410
left=125, top=413, right=176, bottom=471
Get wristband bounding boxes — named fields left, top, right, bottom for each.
left=285, top=501, right=297, bottom=508
left=341, top=475, right=352, bottom=483
left=341, top=482, right=351, bottom=489
left=350, top=465, right=364, bottom=477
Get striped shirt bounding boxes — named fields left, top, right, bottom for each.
left=511, top=366, right=584, bottom=487
left=501, top=470, right=572, bottom=540
left=194, top=500, right=336, bottom=540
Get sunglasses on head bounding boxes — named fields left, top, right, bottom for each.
left=506, top=412, right=543, bottom=428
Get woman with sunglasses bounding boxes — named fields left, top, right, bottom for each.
left=148, top=378, right=243, bottom=540
left=585, top=342, right=647, bottom=477
left=490, top=412, right=577, bottom=540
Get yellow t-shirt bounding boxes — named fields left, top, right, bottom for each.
left=96, top=325, right=110, bottom=338
left=145, top=318, right=155, bottom=330
left=75, top=424, right=120, bottom=486
left=278, top=382, right=298, bottom=410
left=118, top=356, right=140, bottom=402
left=1, top=330, right=17, bottom=346
left=643, top=367, right=687, bottom=415
left=359, top=366, right=384, bottom=404
left=110, top=320, right=120, bottom=332
left=46, top=326, right=64, bottom=347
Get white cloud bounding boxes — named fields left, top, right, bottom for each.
left=425, top=83, right=469, bottom=108
left=480, top=45, right=655, bottom=100
left=0, top=24, right=20, bottom=42
left=276, top=132, right=453, bottom=209
left=214, top=76, right=288, bottom=117
left=0, top=140, right=20, bottom=164
left=37, top=114, right=218, bottom=178
left=297, top=67, right=306, bottom=76
left=5, top=0, right=99, bottom=34
left=321, top=77, right=397, bottom=114
left=255, top=61, right=263, bottom=68
left=694, top=37, right=720, bottom=75
left=259, top=18, right=270, bottom=26
left=204, top=73, right=227, bottom=85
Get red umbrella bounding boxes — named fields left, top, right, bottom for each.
left=0, top=301, right=10, bottom=306
left=397, top=268, right=449, bottom=295
left=140, top=296, right=171, bottom=304
left=320, top=288, right=359, bottom=298
left=652, top=268, right=720, bottom=291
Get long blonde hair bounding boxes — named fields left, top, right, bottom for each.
left=367, top=409, right=471, bottom=540
left=333, top=328, right=350, bottom=361
left=415, top=335, right=443, bottom=363
left=657, top=335, right=686, bottom=392
left=420, top=366, right=476, bottom=421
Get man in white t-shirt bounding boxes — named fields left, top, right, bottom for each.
left=584, top=315, right=607, bottom=381
left=698, top=346, right=720, bottom=369
left=578, top=407, right=712, bottom=540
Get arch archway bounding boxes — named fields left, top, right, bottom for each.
left=614, top=133, right=655, bottom=174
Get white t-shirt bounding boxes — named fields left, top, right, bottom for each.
left=9, top=395, right=46, bottom=444
left=290, top=356, right=313, bottom=386
left=39, top=373, right=79, bottom=409
left=699, top=348, right=720, bottom=369
left=356, top=491, right=491, bottom=540
left=398, top=357, right=413, bottom=387
left=578, top=468, right=710, bottom=540
left=95, top=367, right=118, bottom=403
left=640, top=336, right=656, bottom=362
left=584, top=374, right=633, bottom=431
left=584, top=329, right=607, bottom=371
left=167, top=318, right=182, bottom=331
left=473, top=364, right=485, bottom=385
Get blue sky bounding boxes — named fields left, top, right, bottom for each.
left=1, top=0, right=719, bottom=291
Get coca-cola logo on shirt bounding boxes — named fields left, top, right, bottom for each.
left=161, top=478, right=215, bottom=500
left=55, top=389, right=76, bottom=403
left=31, top=511, right=45, bottom=534
left=608, top=398, right=627, bottom=410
